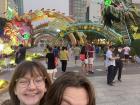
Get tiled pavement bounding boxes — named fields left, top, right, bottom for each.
left=0, top=93, right=9, bottom=104
left=90, top=74, right=140, bottom=105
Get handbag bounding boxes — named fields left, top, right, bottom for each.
left=80, top=54, right=85, bottom=61
left=54, top=57, right=58, bottom=66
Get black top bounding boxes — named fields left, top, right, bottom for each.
left=19, top=47, right=26, bottom=59
left=115, top=51, right=125, bottom=65
left=46, top=53, right=56, bottom=69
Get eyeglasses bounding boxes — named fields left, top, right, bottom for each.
left=16, top=77, right=45, bottom=88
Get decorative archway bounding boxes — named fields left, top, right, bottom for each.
left=22, top=9, right=75, bottom=45
left=57, top=22, right=123, bottom=45
left=19, top=8, right=134, bottom=46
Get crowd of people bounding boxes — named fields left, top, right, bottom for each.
left=13, top=43, right=135, bottom=86
left=13, top=43, right=134, bottom=85
left=41, top=43, right=96, bottom=80
left=105, top=45, right=132, bottom=86
left=2, top=41, right=140, bottom=104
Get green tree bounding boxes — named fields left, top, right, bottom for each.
left=131, top=39, right=140, bottom=56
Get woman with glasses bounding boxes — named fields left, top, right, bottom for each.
left=2, top=61, right=51, bottom=105
left=44, top=72, right=96, bottom=105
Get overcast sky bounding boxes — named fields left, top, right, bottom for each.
left=23, top=0, right=69, bottom=15
left=132, top=0, right=140, bottom=3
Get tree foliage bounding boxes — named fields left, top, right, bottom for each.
left=131, top=39, right=140, bottom=56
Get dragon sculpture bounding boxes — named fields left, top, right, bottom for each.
left=103, top=0, right=140, bottom=43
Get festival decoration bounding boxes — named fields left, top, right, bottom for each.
left=23, top=33, right=30, bottom=40
left=0, top=80, right=9, bottom=90
left=102, top=0, right=140, bottom=44
left=104, top=0, right=112, bottom=7
left=77, top=32, right=84, bottom=44
left=0, top=39, right=14, bottom=55
left=48, top=18, right=69, bottom=32
left=7, top=7, right=14, bottom=20
left=68, top=33, right=77, bottom=45
left=4, top=16, right=33, bottom=46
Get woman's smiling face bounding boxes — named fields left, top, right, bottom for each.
left=14, top=72, right=47, bottom=105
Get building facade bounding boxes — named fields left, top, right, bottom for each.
left=0, top=0, right=17, bottom=18
left=89, top=0, right=103, bottom=23
left=14, top=0, right=24, bottom=16
left=0, top=0, right=8, bottom=18
left=69, top=0, right=103, bottom=23
left=8, top=0, right=17, bottom=10
left=69, top=0, right=87, bottom=22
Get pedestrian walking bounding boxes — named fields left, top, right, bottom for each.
left=114, top=46, right=125, bottom=82
left=59, top=46, right=69, bottom=72
left=87, top=43, right=95, bottom=73
left=106, top=46, right=119, bottom=86
left=123, top=45, right=131, bottom=63
left=72, top=44, right=81, bottom=64
left=80, top=45, right=88, bottom=75
left=46, top=47, right=57, bottom=81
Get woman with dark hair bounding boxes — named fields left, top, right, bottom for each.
left=44, top=72, right=96, bottom=105
left=80, top=45, right=88, bottom=75
left=2, top=61, right=51, bottom=105
left=46, top=47, right=57, bottom=81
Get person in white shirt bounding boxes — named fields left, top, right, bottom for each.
left=106, top=46, right=119, bottom=86
left=123, top=45, right=130, bottom=63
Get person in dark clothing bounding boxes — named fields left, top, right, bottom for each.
left=15, top=47, right=20, bottom=64
left=46, top=47, right=57, bottom=81
left=114, top=46, right=125, bottom=82
left=19, top=44, right=26, bottom=60
left=15, top=44, right=26, bottom=64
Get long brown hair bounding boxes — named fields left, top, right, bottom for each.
left=9, top=61, right=51, bottom=105
left=45, top=72, right=96, bottom=105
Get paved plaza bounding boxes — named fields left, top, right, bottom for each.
left=0, top=57, right=140, bottom=105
